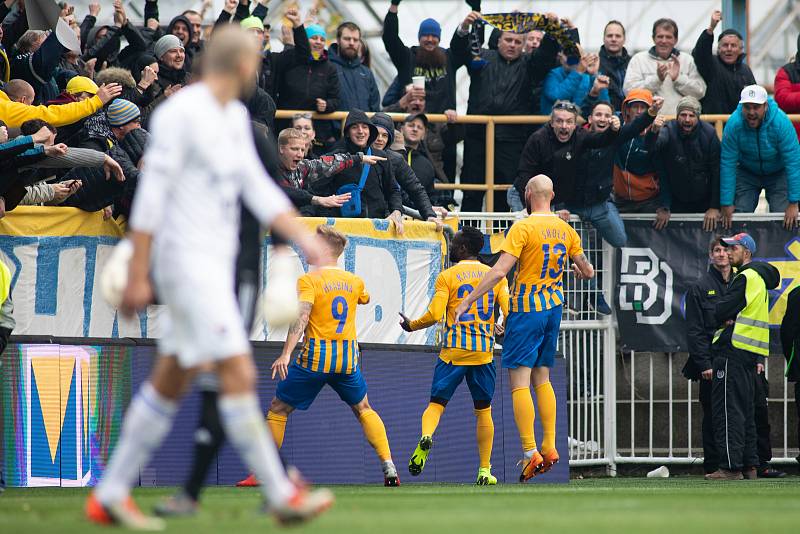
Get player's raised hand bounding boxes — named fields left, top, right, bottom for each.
left=271, top=353, right=291, bottom=380
left=120, top=274, right=152, bottom=317
left=398, top=312, right=413, bottom=332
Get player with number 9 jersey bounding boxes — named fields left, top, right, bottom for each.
left=295, top=267, right=369, bottom=374
left=269, top=225, right=400, bottom=486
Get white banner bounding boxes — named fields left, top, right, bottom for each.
left=0, top=210, right=447, bottom=345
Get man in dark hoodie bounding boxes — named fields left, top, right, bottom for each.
left=706, top=233, right=780, bottom=481
left=371, top=112, right=440, bottom=225
left=319, top=109, right=403, bottom=228
left=692, top=10, right=755, bottom=115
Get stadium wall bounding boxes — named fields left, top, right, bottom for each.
left=1, top=340, right=569, bottom=487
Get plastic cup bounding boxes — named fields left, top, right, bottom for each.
left=412, top=76, right=425, bottom=89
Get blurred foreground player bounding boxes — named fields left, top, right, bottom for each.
left=399, top=226, right=509, bottom=485
left=266, top=225, right=400, bottom=486
left=85, top=26, right=333, bottom=530
left=454, top=175, right=594, bottom=482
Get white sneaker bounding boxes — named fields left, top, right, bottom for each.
left=272, top=487, right=334, bottom=525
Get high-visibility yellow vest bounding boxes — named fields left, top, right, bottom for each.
left=713, top=268, right=771, bottom=356
left=0, top=260, right=11, bottom=305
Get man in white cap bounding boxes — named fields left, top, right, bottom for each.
left=720, top=84, right=800, bottom=230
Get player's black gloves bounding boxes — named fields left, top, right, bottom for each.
left=399, top=312, right=413, bottom=332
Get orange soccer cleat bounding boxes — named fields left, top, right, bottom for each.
left=85, top=492, right=165, bottom=531
left=518, top=450, right=545, bottom=482
left=538, top=449, right=560, bottom=475
left=236, top=473, right=260, bottom=487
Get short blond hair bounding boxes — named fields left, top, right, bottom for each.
left=278, top=128, right=307, bottom=146
left=317, top=225, right=347, bottom=256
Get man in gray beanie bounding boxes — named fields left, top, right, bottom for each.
left=648, top=94, right=722, bottom=230
left=149, top=34, right=188, bottom=110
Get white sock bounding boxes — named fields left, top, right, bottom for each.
left=218, top=393, right=294, bottom=506
left=96, top=382, right=177, bottom=505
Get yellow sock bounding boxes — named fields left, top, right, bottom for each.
left=534, top=382, right=557, bottom=453
left=358, top=409, right=392, bottom=461
left=511, top=386, right=537, bottom=453
left=266, top=411, right=287, bottom=449
left=421, top=402, right=445, bottom=436
left=474, top=407, right=494, bottom=469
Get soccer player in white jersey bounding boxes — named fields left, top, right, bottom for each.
left=85, top=26, right=333, bottom=530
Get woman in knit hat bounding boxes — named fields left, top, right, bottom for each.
left=275, top=23, right=340, bottom=147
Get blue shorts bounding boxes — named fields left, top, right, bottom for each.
left=430, top=359, right=496, bottom=402
left=275, top=363, right=368, bottom=410
left=501, top=306, right=561, bottom=369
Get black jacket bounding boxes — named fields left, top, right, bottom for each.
left=319, top=110, right=402, bottom=218
left=598, top=45, right=630, bottom=111
left=684, top=265, right=731, bottom=379
left=649, top=120, right=720, bottom=211
left=385, top=150, right=436, bottom=219
left=382, top=11, right=458, bottom=113
left=276, top=49, right=339, bottom=113
left=82, top=22, right=147, bottom=69
left=515, top=124, right=618, bottom=205
left=780, top=285, right=800, bottom=381
left=574, top=111, right=655, bottom=206
left=692, top=30, right=755, bottom=115
left=451, top=29, right=558, bottom=141
left=713, top=261, right=780, bottom=358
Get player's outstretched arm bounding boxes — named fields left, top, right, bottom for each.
left=399, top=275, right=449, bottom=331
left=272, top=301, right=312, bottom=380
left=454, top=253, right=517, bottom=324
left=571, top=253, right=595, bottom=280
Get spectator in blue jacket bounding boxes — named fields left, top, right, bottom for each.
left=328, top=22, right=380, bottom=112
left=541, top=50, right=607, bottom=115
left=720, top=85, right=800, bottom=230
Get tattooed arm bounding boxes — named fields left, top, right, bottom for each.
left=271, top=301, right=312, bottom=380
left=571, top=252, right=595, bottom=280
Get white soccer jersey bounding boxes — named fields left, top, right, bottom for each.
left=129, top=83, right=292, bottom=275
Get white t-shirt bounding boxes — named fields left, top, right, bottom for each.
left=129, top=83, right=291, bottom=278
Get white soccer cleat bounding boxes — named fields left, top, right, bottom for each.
left=262, top=251, right=300, bottom=328
left=271, top=487, right=334, bottom=525
left=99, top=238, right=133, bottom=308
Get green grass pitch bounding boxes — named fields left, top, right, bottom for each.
left=2, top=478, right=800, bottom=533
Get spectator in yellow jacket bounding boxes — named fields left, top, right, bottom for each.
left=0, top=79, right=121, bottom=128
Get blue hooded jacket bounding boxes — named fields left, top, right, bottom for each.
left=541, top=66, right=608, bottom=115
left=720, top=98, right=800, bottom=205
left=328, top=43, right=380, bottom=112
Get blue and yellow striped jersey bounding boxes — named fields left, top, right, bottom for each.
left=501, top=214, right=583, bottom=313
left=409, top=260, right=509, bottom=365
left=296, top=266, right=369, bottom=374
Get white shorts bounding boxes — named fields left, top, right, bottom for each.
left=154, top=272, right=250, bottom=368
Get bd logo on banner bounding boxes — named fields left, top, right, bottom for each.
left=616, top=220, right=800, bottom=352
left=25, top=345, right=93, bottom=487
left=618, top=247, right=674, bottom=325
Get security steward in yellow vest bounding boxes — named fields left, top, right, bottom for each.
left=706, top=233, right=779, bottom=480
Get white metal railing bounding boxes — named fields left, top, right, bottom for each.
left=457, top=211, right=798, bottom=473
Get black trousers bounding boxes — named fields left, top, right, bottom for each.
left=702, top=370, right=772, bottom=472
left=460, top=134, right=524, bottom=213
left=712, top=351, right=760, bottom=471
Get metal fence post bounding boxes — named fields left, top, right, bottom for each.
left=602, top=238, right=617, bottom=475
left=485, top=120, right=496, bottom=212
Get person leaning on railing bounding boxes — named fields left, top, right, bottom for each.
left=720, top=85, right=800, bottom=230
left=646, top=96, right=721, bottom=232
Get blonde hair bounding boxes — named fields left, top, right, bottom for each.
left=317, top=225, right=347, bottom=256
left=278, top=128, right=307, bottom=146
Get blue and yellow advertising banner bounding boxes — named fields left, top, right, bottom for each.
left=0, top=208, right=447, bottom=344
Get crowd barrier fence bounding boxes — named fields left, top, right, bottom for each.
left=459, top=211, right=799, bottom=474
left=274, top=110, right=800, bottom=214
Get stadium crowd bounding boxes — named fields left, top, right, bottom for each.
left=0, top=0, right=798, bottom=231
